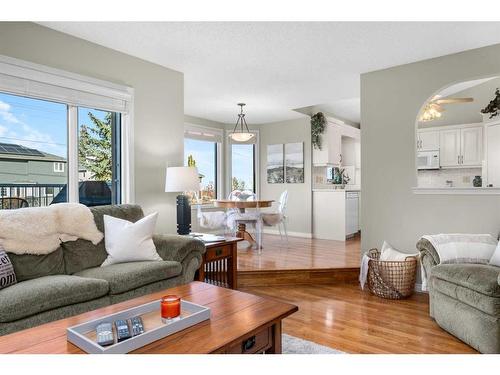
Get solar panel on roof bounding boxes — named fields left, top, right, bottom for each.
left=0, top=142, right=45, bottom=157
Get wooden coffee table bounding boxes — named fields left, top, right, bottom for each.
left=0, top=282, right=297, bottom=354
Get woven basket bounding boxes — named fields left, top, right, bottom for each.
left=367, top=248, right=417, bottom=300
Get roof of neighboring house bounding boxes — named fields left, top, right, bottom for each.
left=0, top=142, right=66, bottom=162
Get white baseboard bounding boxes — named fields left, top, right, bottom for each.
left=262, top=228, right=312, bottom=238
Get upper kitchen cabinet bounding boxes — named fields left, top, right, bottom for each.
left=439, top=128, right=461, bottom=167
left=417, top=129, right=439, bottom=150
left=438, top=124, right=483, bottom=168
left=313, top=118, right=360, bottom=166
left=460, top=126, right=483, bottom=166
left=313, top=123, right=341, bottom=165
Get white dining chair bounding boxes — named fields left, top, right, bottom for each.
left=261, top=190, right=289, bottom=244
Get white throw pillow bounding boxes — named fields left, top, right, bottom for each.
left=379, top=241, right=418, bottom=261
left=101, top=213, right=162, bottom=267
left=489, top=241, right=500, bottom=267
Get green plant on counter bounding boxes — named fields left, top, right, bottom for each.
left=311, top=112, right=327, bottom=150
left=481, top=88, right=500, bottom=119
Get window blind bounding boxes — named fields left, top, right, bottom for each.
left=184, top=124, right=223, bottom=143
left=0, top=55, right=132, bottom=113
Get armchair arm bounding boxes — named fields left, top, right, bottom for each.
left=153, top=234, right=206, bottom=263
left=416, top=238, right=440, bottom=276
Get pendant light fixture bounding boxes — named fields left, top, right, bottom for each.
left=229, top=103, right=255, bottom=142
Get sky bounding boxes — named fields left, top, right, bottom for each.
left=0, top=92, right=109, bottom=158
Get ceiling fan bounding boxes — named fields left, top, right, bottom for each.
left=419, top=95, right=473, bottom=122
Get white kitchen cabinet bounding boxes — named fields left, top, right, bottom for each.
left=417, top=130, right=440, bottom=150
left=460, top=126, right=483, bottom=166
left=438, top=125, right=483, bottom=168
left=313, top=190, right=360, bottom=241
left=313, top=123, right=342, bottom=166
left=439, top=129, right=461, bottom=167
left=486, top=120, right=500, bottom=187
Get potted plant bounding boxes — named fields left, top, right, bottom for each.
left=481, top=88, right=500, bottom=121
left=311, top=112, right=327, bottom=150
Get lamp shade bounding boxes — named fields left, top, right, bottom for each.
left=229, top=132, right=255, bottom=142
left=165, top=166, right=200, bottom=193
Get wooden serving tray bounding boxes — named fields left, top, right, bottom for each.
left=66, top=299, right=210, bottom=354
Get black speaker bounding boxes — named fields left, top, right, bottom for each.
left=176, top=194, right=191, bottom=235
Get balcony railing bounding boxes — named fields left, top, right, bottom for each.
left=0, top=184, right=66, bottom=208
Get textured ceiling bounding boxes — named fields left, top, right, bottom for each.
left=39, top=22, right=500, bottom=124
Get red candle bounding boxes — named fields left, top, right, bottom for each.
left=161, top=295, right=181, bottom=321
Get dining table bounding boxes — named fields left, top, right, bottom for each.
left=213, top=199, right=274, bottom=249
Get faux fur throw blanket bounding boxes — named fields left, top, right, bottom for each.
left=0, top=203, right=103, bottom=255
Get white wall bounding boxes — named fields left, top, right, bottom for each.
left=256, top=117, right=312, bottom=236
left=361, top=43, right=500, bottom=265
left=0, top=22, right=185, bottom=233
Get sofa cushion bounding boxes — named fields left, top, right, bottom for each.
left=74, top=261, right=182, bottom=295
left=0, top=275, right=109, bottom=322
left=62, top=204, right=145, bottom=274
left=431, top=263, right=500, bottom=297
left=8, top=247, right=65, bottom=282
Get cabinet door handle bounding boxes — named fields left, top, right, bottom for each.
left=458, top=155, right=460, bottom=164
left=242, top=335, right=256, bottom=352
left=339, top=154, right=342, bottom=163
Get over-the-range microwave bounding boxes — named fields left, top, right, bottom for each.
left=417, top=150, right=440, bottom=170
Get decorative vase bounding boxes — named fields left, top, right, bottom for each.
left=473, top=175, right=482, bottom=188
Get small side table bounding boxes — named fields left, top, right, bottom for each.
left=197, top=237, right=242, bottom=289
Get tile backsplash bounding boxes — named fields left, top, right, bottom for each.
left=418, top=168, right=482, bottom=188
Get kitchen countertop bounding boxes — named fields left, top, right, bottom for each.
left=313, top=186, right=361, bottom=192
left=412, top=186, right=500, bottom=195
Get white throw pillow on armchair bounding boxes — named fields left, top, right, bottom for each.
left=101, top=212, right=162, bottom=267
left=489, top=241, right=500, bottom=267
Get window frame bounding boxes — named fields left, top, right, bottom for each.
left=53, top=162, right=65, bottom=173
left=183, top=124, right=223, bottom=202
left=0, top=54, right=134, bottom=204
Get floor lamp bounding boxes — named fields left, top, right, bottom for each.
left=165, top=166, right=200, bottom=235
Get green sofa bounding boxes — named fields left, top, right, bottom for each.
left=418, top=238, right=500, bottom=353
left=0, top=204, right=206, bottom=336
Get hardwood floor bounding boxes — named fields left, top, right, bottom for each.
left=237, top=234, right=361, bottom=271
left=241, top=283, right=477, bottom=354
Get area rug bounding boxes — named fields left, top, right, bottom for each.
left=282, top=334, right=344, bottom=354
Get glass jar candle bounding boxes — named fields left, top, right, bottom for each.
left=161, top=295, right=181, bottom=322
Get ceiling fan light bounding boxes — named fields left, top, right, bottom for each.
left=229, top=132, right=255, bottom=142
